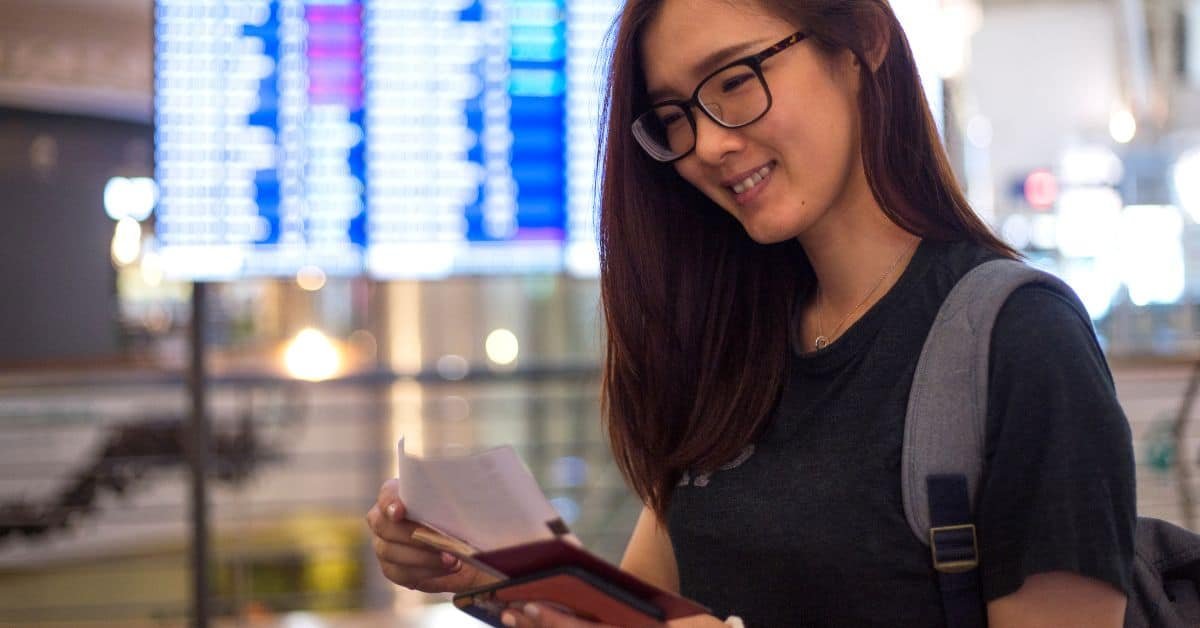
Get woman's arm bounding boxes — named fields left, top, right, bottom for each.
left=977, top=286, right=1136, bottom=621
left=619, top=505, right=681, bottom=593
left=986, top=571, right=1126, bottom=628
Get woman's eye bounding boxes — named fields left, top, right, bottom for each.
left=720, top=73, right=754, bottom=93
left=658, top=112, right=685, bottom=127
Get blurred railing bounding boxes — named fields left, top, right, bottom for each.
left=2, top=359, right=1200, bottom=626
left=0, top=365, right=643, bottom=627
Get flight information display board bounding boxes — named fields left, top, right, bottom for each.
left=153, top=0, right=615, bottom=279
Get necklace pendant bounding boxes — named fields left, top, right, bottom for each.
left=814, top=335, right=829, bottom=350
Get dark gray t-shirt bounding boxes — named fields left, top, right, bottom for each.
left=666, top=239, right=1136, bottom=627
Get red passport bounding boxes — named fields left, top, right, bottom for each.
left=454, top=566, right=667, bottom=627
left=471, top=537, right=709, bottom=620
left=414, top=530, right=708, bottom=625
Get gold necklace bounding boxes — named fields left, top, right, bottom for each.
left=814, top=240, right=919, bottom=350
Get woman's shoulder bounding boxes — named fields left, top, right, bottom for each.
left=993, top=281, right=1102, bottom=362
left=901, top=238, right=1006, bottom=309
left=923, top=238, right=1003, bottom=279
left=919, top=239, right=1101, bottom=365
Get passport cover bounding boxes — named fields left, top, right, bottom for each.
left=471, top=537, right=709, bottom=620
left=453, top=565, right=666, bottom=627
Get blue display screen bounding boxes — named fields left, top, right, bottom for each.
left=153, top=0, right=614, bottom=279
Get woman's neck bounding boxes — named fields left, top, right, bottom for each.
left=800, top=206, right=920, bottom=313
left=795, top=201, right=921, bottom=351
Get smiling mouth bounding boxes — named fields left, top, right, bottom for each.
left=730, top=163, right=775, bottom=195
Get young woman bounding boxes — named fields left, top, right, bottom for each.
left=366, top=0, right=1136, bottom=625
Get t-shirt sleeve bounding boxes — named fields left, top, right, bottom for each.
left=976, top=284, right=1136, bottom=602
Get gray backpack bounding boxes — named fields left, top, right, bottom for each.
left=903, top=258, right=1200, bottom=628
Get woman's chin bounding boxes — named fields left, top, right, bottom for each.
left=739, top=220, right=800, bottom=245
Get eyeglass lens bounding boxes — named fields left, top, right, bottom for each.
left=633, top=63, right=769, bottom=161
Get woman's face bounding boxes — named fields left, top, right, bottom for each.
left=639, top=0, right=868, bottom=245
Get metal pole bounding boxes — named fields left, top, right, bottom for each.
left=1172, top=359, right=1200, bottom=530
left=189, top=282, right=211, bottom=627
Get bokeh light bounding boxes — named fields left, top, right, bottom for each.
left=484, top=329, right=519, bottom=366
left=284, top=328, right=341, bottom=381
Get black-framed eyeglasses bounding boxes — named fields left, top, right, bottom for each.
left=632, top=31, right=808, bottom=163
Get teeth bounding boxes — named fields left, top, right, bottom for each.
left=731, top=164, right=774, bottom=195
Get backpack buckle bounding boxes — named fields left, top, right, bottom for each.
left=929, top=524, right=979, bottom=573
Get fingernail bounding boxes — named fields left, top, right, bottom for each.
left=500, top=611, right=517, bottom=627
left=441, top=552, right=459, bottom=568
left=385, top=503, right=397, bottom=520
left=523, top=603, right=540, bottom=619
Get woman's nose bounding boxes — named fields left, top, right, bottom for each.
left=690, top=110, right=744, bottom=164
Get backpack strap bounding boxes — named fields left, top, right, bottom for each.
left=902, top=258, right=1082, bottom=627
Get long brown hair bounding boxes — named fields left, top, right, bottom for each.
left=599, top=0, right=1017, bottom=517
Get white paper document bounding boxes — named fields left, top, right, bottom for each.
left=396, top=438, right=566, bottom=552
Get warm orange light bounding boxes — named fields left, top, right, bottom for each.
left=283, top=328, right=341, bottom=381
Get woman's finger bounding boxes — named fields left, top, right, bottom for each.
left=376, top=477, right=400, bottom=510
left=365, top=503, right=425, bottom=543
left=501, top=603, right=620, bottom=628
left=378, top=560, right=461, bottom=588
left=372, top=536, right=456, bottom=570
left=371, top=478, right=414, bottom=532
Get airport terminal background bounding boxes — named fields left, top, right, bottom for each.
left=3, top=0, right=1200, bottom=626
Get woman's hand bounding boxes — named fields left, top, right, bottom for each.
left=498, top=603, right=728, bottom=628
left=365, top=478, right=498, bottom=593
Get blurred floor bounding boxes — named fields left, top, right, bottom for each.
left=0, top=602, right=483, bottom=628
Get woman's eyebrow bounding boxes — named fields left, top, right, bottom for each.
left=645, top=37, right=771, bottom=102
